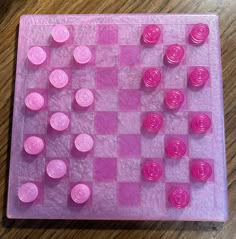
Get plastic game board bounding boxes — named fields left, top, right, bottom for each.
left=7, top=14, right=228, bottom=221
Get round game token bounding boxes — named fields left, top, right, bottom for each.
left=168, top=188, right=190, bottom=208
left=164, top=44, right=184, bottom=66
left=188, top=66, right=209, bottom=88
left=142, top=24, right=161, bottom=44
left=46, top=159, right=67, bottom=179
left=142, top=68, right=161, bottom=88
left=191, top=160, right=212, bottom=181
left=18, top=182, right=39, bottom=203
left=49, top=69, right=69, bottom=89
left=24, top=136, right=44, bottom=155
left=71, top=183, right=91, bottom=204
left=165, top=89, right=184, bottom=110
left=51, top=24, right=70, bottom=43
left=25, top=92, right=44, bottom=111
left=189, top=23, right=209, bottom=45
left=49, top=112, right=70, bottom=132
left=74, top=133, right=94, bottom=153
left=143, top=113, right=163, bottom=133
left=190, top=113, right=211, bottom=134
left=27, top=46, right=47, bottom=65
left=165, top=138, right=186, bottom=159
left=75, top=88, right=94, bottom=108
left=142, top=161, right=162, bottom=181
left=73, top=46, right=92, bottom=64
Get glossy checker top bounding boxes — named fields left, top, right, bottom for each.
left=7, top=14, right=227, bottom=221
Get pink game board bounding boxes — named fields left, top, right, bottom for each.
left=7, top=14, right=228, bottom=221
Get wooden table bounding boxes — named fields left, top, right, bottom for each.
left=0, top=0, right=235, bottom=238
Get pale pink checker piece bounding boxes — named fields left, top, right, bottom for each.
left=75, top=88, right=94, bottom=107
left=142, top=68, right=161, bottom=88
left=165, top=138, right=186, bottom=159
left=25, top=92, right=44, bottom=111
left=165, top=89, right=184, bottom=110
left=49, top=69, right=69, bottom=89
left=190, top=113, right=211, bottom=134
left=191, top=160, right=212, bottom=181
left=49, top=112, right=70, bottom=132
left=73, top=46, right=92, bottom=64
left=18, top=182, right=39, bottom=203
left=142, top=24, right=161, bottom=44
left=71, top=184, right=91, bottom=204
left=188, top=66, right=209, bottom=88
left=46, top=159, right=67, bottom=179
left=189, top=23, right=209, bottom=45
left=24, top=136, right=44, bottom=155
left=168, top=188, right=190, bottom=208
left=143, top=113, right=163, bottom=133
left=142, top=160, right=162, bottom=181
left=74, top=133, right=94, bottom=153
left=27, top=46, right=47, bottom=65
left=164, top=44, right=184, bottom=66
left=51, top=24, right=70, bottom=43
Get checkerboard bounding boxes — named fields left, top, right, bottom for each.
left=7, top=14, right=228, bottom=221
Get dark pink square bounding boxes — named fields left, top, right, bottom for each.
left=94, top=158, right=117, bottom=181
left=97, top=24, right=118, bottom=44
left=118, top=134, right=141, bottom=157
left=96, top=67, right=118, bottom=89
left=95, top=112, right=118, bottom=134
left=119, top=90, right=140, bottom=111
left=118, top=182, right=141, bottom=206
left=120, top=45, right=140, bottom=66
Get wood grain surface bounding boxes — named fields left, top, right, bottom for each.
left=0, top=0, right=235, bottom=238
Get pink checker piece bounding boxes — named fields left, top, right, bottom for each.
left=25, top=92, right=44, bottom=111
left=142, top=24, right=161, bottom=44
left=73, top=46, right=92, bottom=64
left=143, top=113, right=163, bottom=133
left=24, top=136, right=44, bottom=155
left=74, top=133, right=94, bottom=153
left=27, top=46, right=47, bottom=65
left=164, top=44, right=184, bottom=66
left=46, top=159, right=67, bottom=179
left=188, top=66, right=209, bottom=88
left=75, top=88, right=94, bottom=108
left=165, top=138, right=186, bottom=159
left=142, top=68, right=161, bottom=88
left=165, top=89, right=184, bottom=110
left=18, top=182, right=39, bottom=203
left=49, top=69, right=69, bottom=89
left=190, top=113, right=211, bottom=134
left=51, top=24, right=70, bottom=43
left=49, top=112, right=70, bottom=132
left=71, top=183, right=91, bottom=204
left=142, top=161, right=162, bottom=181
left=191, top=160, right=212, bottom=181
left=189, top=23, right=209, bottom=45
left=168, top=188, right=190, bottom=208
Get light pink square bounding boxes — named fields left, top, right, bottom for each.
left=71, top=111, right=94, bottom=134
left=94, top=158, right=117, bottom=181
left=74, top=25, right=96, bottom=45
left=118, top=67, right=142, bottom=89
left=163, top=24, right=186, bottom=44
left=119, top=89, right=140, bottom=111
left=72, top=68, right=95, bottom=89
left=95, top=89, right=118, bottom=111
left=95, top=112, right=118, bottom=134
left=118, top=112, right=141, bottom=134
left=186, top=44, right=209, bottom=65
left=118, top=134, right=141, bottom=157
left=119, top=45, right=140, bottom=66
left=96, top=45, right=118, bottom=67
left=96, top=67, right=118, bottom=89
left=141, top=135, right=164, bottom=157
left=118, top=24, right=141, bottom=44
left=140, top=45, right=163, bottom=66
left=28, top=25, right=52, bottom=45
left=97, top=24, right=118, bottom=44
left=118, top=182, right=141, bottom=206
left=141, top=89, right=164, bottom=111
left=94, top=135, right=117, bottom=157
left=50, top=46, right=74, bottom=67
